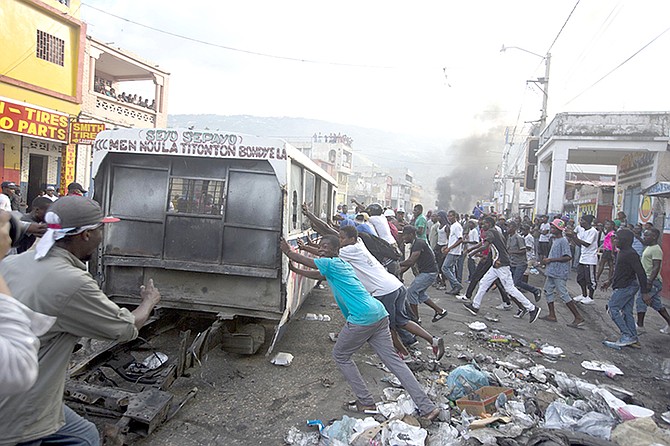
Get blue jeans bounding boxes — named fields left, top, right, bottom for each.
left=407, top=272, right=437, bottom=305
left=608, top=282, right=639, bottom=341
left=544, top=276, right=571, bottom=303
left=17, top=405, right=100, bottom=446
left=511, top=264, right=539, bottom=294
left=636, top=279, right=663, bottom=313
left=441, top=254, right=461, bottom=289
left=456, top=253, right=465, bottom=282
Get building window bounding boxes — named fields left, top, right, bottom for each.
left=36, top=30, right=65, bottom=66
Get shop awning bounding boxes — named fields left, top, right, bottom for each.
left=641, top=182, right=670, bottom=198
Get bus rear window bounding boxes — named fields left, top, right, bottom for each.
left=169, top=178, right=224, bottom=215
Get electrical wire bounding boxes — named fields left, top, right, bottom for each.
left=546, top=0, right=581, bottom=55
left=563, top=24, right=670, bottom=106
left=82, top=2, right=396, bottom=69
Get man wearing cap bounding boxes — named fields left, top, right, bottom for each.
left=67, top=182, right=87, bottom=196
left=44, top=185, right=59, bottom=202
left=0, top=182, right=18, bottom=212
left=0, top=197, right=161, bottom=446
left=540, top=219, right=584, bottom=327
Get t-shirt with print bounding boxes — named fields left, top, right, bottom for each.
left=578, top=227, right=598, bottom=265
left=546, top=237, right=572, bottom=279
left=507, top=233, right=527, bottom=267
left=411, top=238, right=437, bottom=273
left=313, top=257, right=388, bottom=326
left=641, top=244, right=663, bottom=283
left=524, top=233, right=536, bottom=262
left=447, top=221, right=463, bottom=255
left=539, top=223, right=551, bottom=242
left=339, top=239, right=403, bottom=296
left=485, top=228, right=510, bottom=267
left=414, top=214, right=427, bottom=240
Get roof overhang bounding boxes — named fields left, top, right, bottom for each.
left=641, top=181, right=670, bottom=198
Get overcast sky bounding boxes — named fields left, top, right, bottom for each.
left=81, top=1, right=670, bottom=142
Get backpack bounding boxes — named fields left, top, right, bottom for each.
left=358, top=232, right=401, bottom=263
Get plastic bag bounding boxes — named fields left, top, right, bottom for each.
left=574, top=411, right=616, bottom=439
left=543, top=402, right=585, bottom=429
left=381, top=420, right=427, bottom=446
left=427, top=423, right=460, bottom=446
left=322, top=415, right=357, bottom=444
left=445, top=364, right=489, bottom=400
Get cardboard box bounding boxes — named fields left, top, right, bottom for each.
left=455, top=386, right=514, bottom=417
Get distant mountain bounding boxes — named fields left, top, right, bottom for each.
left=168, top=114, right=448, bottom=185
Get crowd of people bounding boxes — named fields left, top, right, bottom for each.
left=94, top=78, right=156, bottom=111
left=312, top=132, right=353, bottom=146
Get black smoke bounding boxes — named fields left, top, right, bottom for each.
left=435, top=125, right=503, bottom=212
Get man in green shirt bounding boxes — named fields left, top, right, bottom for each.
left=636, top=227, right=670, bottom=333
left=410, top=204, right=428, bottom=241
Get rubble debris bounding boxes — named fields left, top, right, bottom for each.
left=581, top=360, right=623, bottom=376
left=610, top=417, right=670, bottom=446
left=468, top=321, right=487, bottom=331
left=271, top=352, right=294, bottom=366
left=305, top=313, right=332, bottom=322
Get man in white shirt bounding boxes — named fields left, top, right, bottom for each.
left=365, top=203, right=397, bottom=246
left=538, top=215, right=551, bottom=265
left=442, top=210, right=464, bottom=295
left=465, top=219, right=480, bottom=281
left=566, top=214, right=598, bottom=303
left=44, top=186, right=59, bottom=202
left=0, top=182, right=17, bottom=212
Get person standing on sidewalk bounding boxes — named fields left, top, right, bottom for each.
left=636, top=227, right=670, bottom=334
left=566, top=214, right=598, bottom=304
left=399, top=226, right=449, bottom=323
left=539, top=219, right=585, bottom=327
left=279, top=236, right=440, bottom=420
left=506, top=221, right=542, bottom=302
left=462, top=217, right=541, bottom=322
left=600, top=228, right=648, bottom=349
left=442, top=210, right=464, bottom=295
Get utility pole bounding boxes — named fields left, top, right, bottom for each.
left=538, top=52, right=551, bottom=131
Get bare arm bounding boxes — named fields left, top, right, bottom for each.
left=398, top=251, right=420, bottom=274
left=301, top=203, right=338, bottom=236
left=280, top=238, right=318, bottom=269
left=289, top=262, right=325, bottom=280
left=131, top=279, right=161, bottom=329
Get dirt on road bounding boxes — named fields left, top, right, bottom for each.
left=133, top=272, right=670, bottom=445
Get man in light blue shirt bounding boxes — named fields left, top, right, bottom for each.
left=280, top=235, right=439, bottom=420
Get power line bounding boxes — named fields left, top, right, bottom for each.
left=546, top=0, right=581, bottom=54
left=82, top=2, right=395, bottom=69
left=564, top=24, right=670, bottom=106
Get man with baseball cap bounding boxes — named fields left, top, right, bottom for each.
left=0, top=182, right=18, bottom=212
left=0, top=197, right=161, bottom=446
left=540, top=219, right=585, bottom=327
left=44, top=185, right=58, bottom=202
left=67, top=182, right=87, bottom=196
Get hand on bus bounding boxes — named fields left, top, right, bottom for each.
left=280, top=238, right=292, bottom=254
left=140, top=279, right=161, bottom=306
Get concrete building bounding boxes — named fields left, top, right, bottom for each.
left=0, top=0, right=86, bottom=205
left=534, top=111, right=670, bottom=296
left=389, top=168, right=415, bottom=211
left=76, top=36, right=170, bottom=189
left=287, top=135, right=353, bottom=205
left=349, top=167, right=392, bottom=207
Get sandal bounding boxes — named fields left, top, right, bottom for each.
left=539, top=316, right=557, bottom=323
left=343, top=400, right=379, bottom=414
left=431, top=309, right=448, bottom=323
left=567, top=321, right=585, bottom=328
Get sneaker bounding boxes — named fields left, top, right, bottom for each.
left=455, top=294, right=470, bottom=301
left=514, top=308, right=528, bottom=319
left=495, top=303, right=513, bottom=311
left=432, top=337, right=445, bottom=361
left=580, top=296, right=595, bottom=305
left=436, top=285, right=447, bottom=291
left=528, top=307, right=541, bottom=323
left=431, top=309, right=448, bottom=323
left=447, top=286, right=463, bottom=295
left=463, top=302, right=479, bottom=315
left=573, top=295, right=585, bottom=302
left=603, top=337, right=638, bottom=349
left=661, top=324, right=670, bottom=334
left=533, top=289, right=542, bottom=302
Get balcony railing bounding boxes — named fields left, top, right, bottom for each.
left=94, top=93, right=156, bottom=127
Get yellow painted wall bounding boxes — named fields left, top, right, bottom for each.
left=0, top=0, right=82, bottom=114
left=0, top=133, right=22, bottom=183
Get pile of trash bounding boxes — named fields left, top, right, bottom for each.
left=283, top=328, right=670, bottom=445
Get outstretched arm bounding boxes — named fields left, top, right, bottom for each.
left=280, top=238, right=318, bottom=269
left=302, top=203, right=338, bottom=236
left=288, top=262, right=325, bottom=280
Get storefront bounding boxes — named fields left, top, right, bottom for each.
left=0, top=96, right=71, bottom=207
